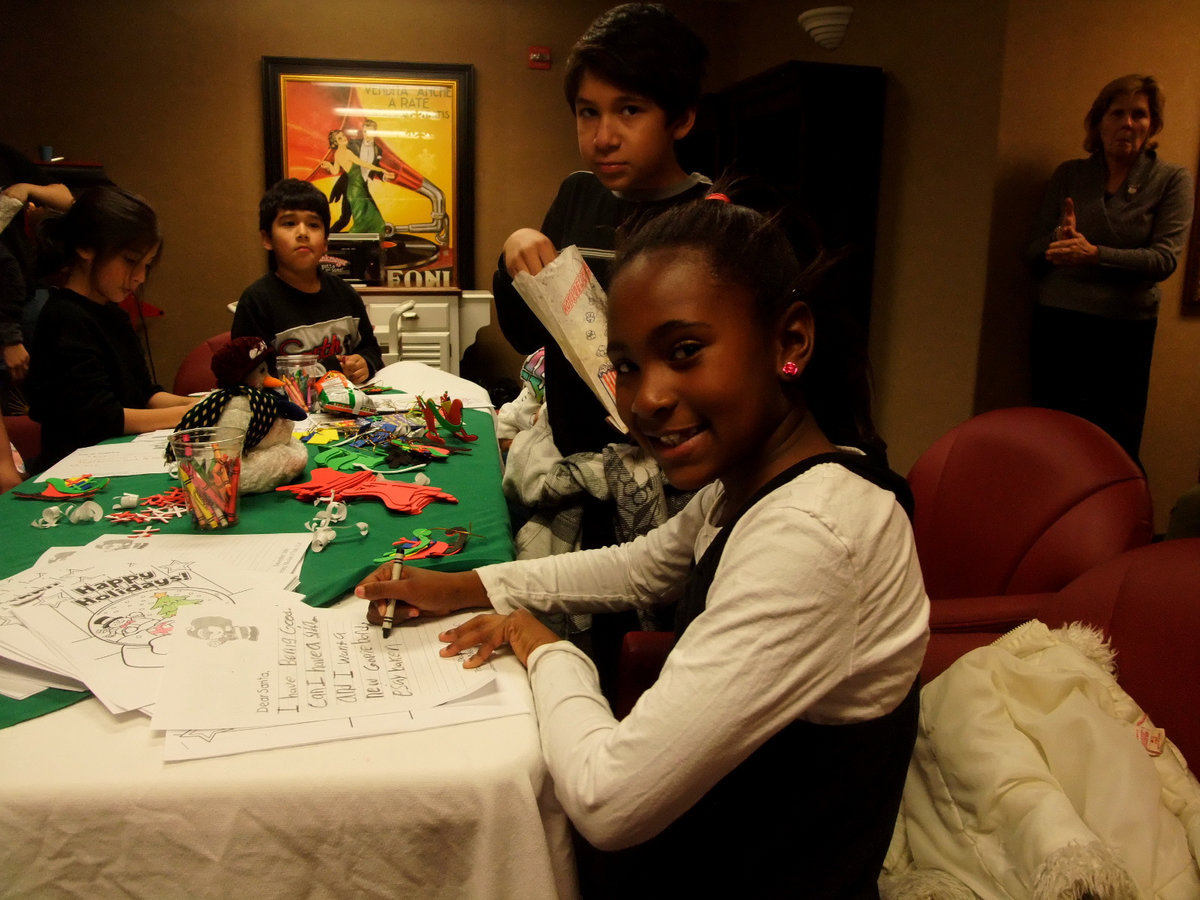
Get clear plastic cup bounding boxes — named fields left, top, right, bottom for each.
left=275, top=354, right=327, bottom=413
left=168, top=426, right=245, bottom=529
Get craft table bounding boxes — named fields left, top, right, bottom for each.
left=0, top=365, right=579, bottom=898
left=5, top=406, right=512, bottom=603
left=0, top=656, right=576, bottom=898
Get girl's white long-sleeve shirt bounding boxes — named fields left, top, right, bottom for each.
left=477, top=460, right=930, bottom=850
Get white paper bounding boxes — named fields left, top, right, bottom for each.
left=369, top=361, right=495, bottom=411
left=10, top=558, right=299, bottom=714
left=0, top=654, right=86, bottom=699
left=38, top=436, right=172, bottom=480
left=162, top=660, right=529, bottom=760
left=0, top=545, right=297, bottom=680
left=131, top=428, right=178, bottom=443
left=153, top=605, right=496, bottom=730
left=512, top=245, right=626, bottom=432
left=82, top=533, right=309, bottom=589
left=0, top=563, right=94, bottom=678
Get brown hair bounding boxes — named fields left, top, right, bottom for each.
left=1083, top=74, right=1164, bottom=154
left=36, top=185, right=161, bottom=281
left=563, top=3, right=707, bottom=124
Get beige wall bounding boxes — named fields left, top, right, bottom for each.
left=3, top=0, right=1197, bottom=529
left=988, top=0, right=1200, bottom=531
left=1, top=0, right=736, bottom=385
left=737, top=0, right=1009, bottom=469
left=739, top=0, right=1199, bottom=531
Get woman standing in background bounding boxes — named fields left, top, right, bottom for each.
left=1027, top=74, right=1193, bottom=464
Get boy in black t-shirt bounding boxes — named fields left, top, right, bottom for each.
left=232, top=178, right=382, bottom=383
left=492, top=5, right=711, bottom=700
left=493, top=3, right=710, bottom=462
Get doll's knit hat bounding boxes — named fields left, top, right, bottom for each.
left=211, top=337, right=274, bottom=388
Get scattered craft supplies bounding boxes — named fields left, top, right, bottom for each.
left=303, top=496, right=369, bottom=552
left=12, top=474, right=110, bottom=501
left=415, top=394, right=479, bottom=443
left=371, top=524, right=478, bottom=564
left=276, top=467, right=457, bottom=514
left=30, top=501, right=105, bottom=528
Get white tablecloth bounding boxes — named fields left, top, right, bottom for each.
left=370, top=361, right=494, bottom=411
left=0, top=655, right=577, bottom=899
left=1, top=362, right=578, bottom=897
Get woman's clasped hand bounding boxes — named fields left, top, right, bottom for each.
left=1044, top=197, right=1100, bottom=265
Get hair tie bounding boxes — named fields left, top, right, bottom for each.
left=705, top=192, right=731, bottom=203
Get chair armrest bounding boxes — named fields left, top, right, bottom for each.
left=614, top=631, right=673, bottom=719
left=928, top=593, right=1055, bottom=633
left=922, top=631, right=1003, bottom=683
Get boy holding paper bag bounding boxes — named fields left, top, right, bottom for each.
left=491, top=2, right=711, bottom=690
left=493, top=3, right=710, bottom=528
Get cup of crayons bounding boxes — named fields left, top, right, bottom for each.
left=168, top=426, right=246, bottom=530
left=275, top=353, right=326, bottom=413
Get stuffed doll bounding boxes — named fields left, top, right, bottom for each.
left=168, top=337, right=310, bottom=493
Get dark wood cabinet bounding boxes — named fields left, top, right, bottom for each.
left=680, top=60, right=886, bottom=333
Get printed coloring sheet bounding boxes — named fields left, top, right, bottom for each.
left=6, top=552, right=299, bottom=714
left=83, top=532, right=310, bottom=590
left=0, top=540, right=307, bottom=694
left=163, top=653, right=530, bottom=761
left=153, top=605, right=497, bottom=731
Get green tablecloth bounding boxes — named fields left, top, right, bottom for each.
left=0, top=688, right=90, bottom=730
left=0, top=407, right=513, bottom=727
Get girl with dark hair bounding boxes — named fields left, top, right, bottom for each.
left=359, top=188, right=929, bottom=895
left=25, top=185, right=193, bottom=469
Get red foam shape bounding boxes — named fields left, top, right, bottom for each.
left=276, top=468, right=457, bottom=514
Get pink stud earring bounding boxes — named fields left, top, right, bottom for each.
left=781, top=361, right=799, bottom=377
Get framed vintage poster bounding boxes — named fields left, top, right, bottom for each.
left=262, top=57, right=474, bottom=288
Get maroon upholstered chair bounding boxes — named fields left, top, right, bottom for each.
left=907, top=407, right=1153, bottom=634
left=623, top=542, right=1200, bottom=768
left=3, top=414, right=42, bottom=469
left=615, top=408, right=1155, bottom=720
left=920, top=539, right=1200, bottom=766
left=172, top=331, right=232, bottom=396
left=615, top=630, right=673, bottom=719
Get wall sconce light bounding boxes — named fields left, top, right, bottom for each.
left=797, top=5, right=854, bottom=50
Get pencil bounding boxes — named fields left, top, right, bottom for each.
left=382, top=559, right=403, bottom=638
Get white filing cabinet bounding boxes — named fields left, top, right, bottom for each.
left=358, top=287, right=492, bottom=376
